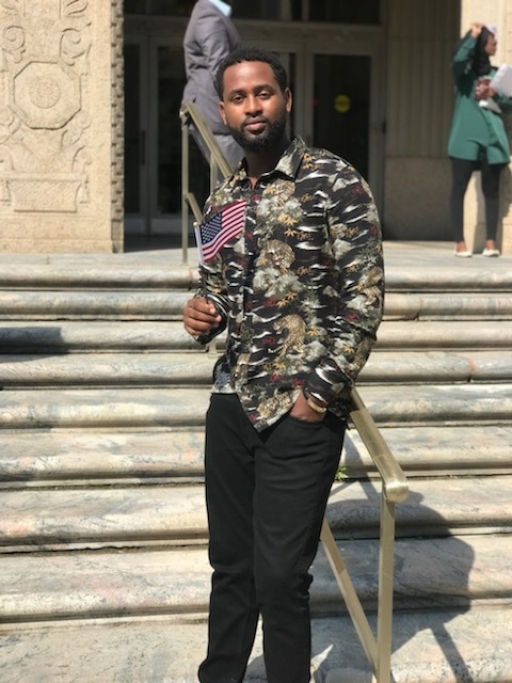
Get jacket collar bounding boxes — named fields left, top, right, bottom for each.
left=208, top=0, right=232, bottom=17
left=232, top=137, right=307, bottom=185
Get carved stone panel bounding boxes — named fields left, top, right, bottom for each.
left=0, top=0, right=120, bottom=252
left=12, top=61, right=81, bottom=129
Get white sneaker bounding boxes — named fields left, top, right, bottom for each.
left=482, top=248, right=500, bottom=257
left=454, top=250, right=472, bottom=257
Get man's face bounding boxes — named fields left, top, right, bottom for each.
left=219, top=60, right=292, bottom=153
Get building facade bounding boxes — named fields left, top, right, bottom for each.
left=0, top=0, right=511, bottom=253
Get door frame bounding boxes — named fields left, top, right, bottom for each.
left=302, top=39, right=385, bottom=207
left=239, top=21, right=385, bottom=208
left=124, top=34, right=150, bottom=235
left=124, top=16, right=386, bottom=233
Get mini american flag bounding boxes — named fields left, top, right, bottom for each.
left=194, top=200, right=247, bottom=264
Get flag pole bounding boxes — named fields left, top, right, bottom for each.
left=193, top=221, right=209, bottom=301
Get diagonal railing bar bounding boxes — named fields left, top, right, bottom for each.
left=320, top=387, right=409, bottom=683
left=180, top=102, right=232, bottom=264
left=180, top=106, right=410, bottom=683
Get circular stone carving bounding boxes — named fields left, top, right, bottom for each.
left=12, top=61, right=81, bottom=129
left=29, top=76, right=62, bottom=109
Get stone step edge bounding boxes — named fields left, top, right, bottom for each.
left=0, top=291, right=511, bottom=316
left=1, top=476, right=512, bottom=550
left=2, top=319, right=512, bottom=343
left=2, top=423, right=512, bottom=487
left=0, top=604, right=511, bottom=683
left=0, top=397, right=511, bottom=430
left=0, top=534, right=510, bottom=623
left=1, top=263, right=512, bottom=290
left=2, top=349, right=512, bottom=386
left=0, top=266, right=196, bottom=289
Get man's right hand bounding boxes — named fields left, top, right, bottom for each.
left=183, top=297, right=222, bottom=337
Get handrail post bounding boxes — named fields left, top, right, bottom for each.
left=210, top=157, right=218, bottom=194
left=376, top=494, right=397, bottom=683
left=181, top=115, right=190, bottom=266
left=180, top=103, right=233, bottom=265
left=319, top=389, right=409, bottom=682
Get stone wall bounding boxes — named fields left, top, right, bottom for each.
left=383, top=0, right=460, bottom=241
left=111, top=0, right=124, bottom=252
left=0, top=0, right=123, bottom=252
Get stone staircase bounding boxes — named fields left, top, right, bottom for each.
left=0, top=244, right=512, bottom=683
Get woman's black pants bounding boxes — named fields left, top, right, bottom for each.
left=198, top=394, right=346, bottom=683
left=450, top=156, right=506, bottom=243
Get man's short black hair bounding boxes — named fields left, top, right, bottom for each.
left=215, top=47, right=289, bottom=99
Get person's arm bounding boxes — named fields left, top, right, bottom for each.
left=452, top=24, right=481, bottom=80
left=490, top=90, right=512, bottom=113
left=475, top=78, right=512, bottom=113
left=301, top=167, right=385, bottom=407
left=195, top=11, right=235, bottom=84
left=183, top=259, right=230, bottom=344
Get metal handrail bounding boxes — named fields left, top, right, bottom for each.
left=320, top=387, right=409, bottom=683
left=180, top=106, right=410, bottom=683
left=180, top=102, right=232, bottom=264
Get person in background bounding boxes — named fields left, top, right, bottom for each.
left=448, top=22, right=512, bottom=258
left=182, top=0, right=244, bottom=169
left=183, top=47, right=384, bottom=683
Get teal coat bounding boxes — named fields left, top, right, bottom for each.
left=447, top=35, right=512, bottom=164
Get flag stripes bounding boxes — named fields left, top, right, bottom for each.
left=194, top=200, right=247, bottom=263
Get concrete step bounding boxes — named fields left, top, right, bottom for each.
left=0, top=604, right=510, bottom=683
left=0, top=352, right=215, bottom=387
left=1, top=475, right=511, bottom=550
left=0, top=290, right=511, bottom=321
left=0, top=290, right=190, bottom=320
left=355, top=383, right=512, bottom=426
left=0, top=534, right=509, bottom=623
left=0, top=319, right=511, bottom=352
left=0, top=321, right=198, bottom=352
left=0, top=430, right=206, bottom=486
left=0, top=384, right=511, bottom=430
left=0, top=387, right=210, bottom=430
left=1, top=425, right=511, bottom=489
left=363, top=349, right=512, bottom=382
left=1, top=350, right=512, bottom=387
left=0, top=264, right=195, bottom=289
left=375, top=319, right=512, bottom=348
left=384, top=291, right=512, bottom=320
left=344, top=424, right=512, bottom=476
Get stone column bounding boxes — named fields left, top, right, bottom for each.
left=0, top=0, right=124, bottom=253
left=459, top=0, right=511, bottom=254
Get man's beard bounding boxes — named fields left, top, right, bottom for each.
left=228, top=109, right=288, bottom=153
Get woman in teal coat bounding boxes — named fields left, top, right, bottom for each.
left=448, top=22, right=512, bottom=257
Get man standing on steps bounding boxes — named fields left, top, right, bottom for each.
left=182, top=0, right=244, bottom=170
left=182, top=47, right=384, bottom=683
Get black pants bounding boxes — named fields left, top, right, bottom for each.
left=449, top=157, right=506, bottom=243
left=198, top=394, right=346, bottom=683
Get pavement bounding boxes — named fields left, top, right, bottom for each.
left=0, top=238, right=510, bottom=272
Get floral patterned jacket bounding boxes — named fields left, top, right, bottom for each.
left=195, top=137, right=384, bottom=432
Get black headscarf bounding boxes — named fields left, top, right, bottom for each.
left=472, top=27, right=493, bottom=76
left=454, top=27, right=494, bottom=76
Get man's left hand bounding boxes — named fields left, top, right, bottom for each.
left=290, top=391, right=326, bottom=422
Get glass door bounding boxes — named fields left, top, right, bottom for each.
left=313, top=54, right=372, bottom=180
left=300, top=42, right=384, bottom=205
left=151, top=42, right=210, bottom=236
left=124, top=37, right=149, bottom=234
left=241, top=34, right=384, bottom=206
left=124, top=35, right=211, bottom=238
